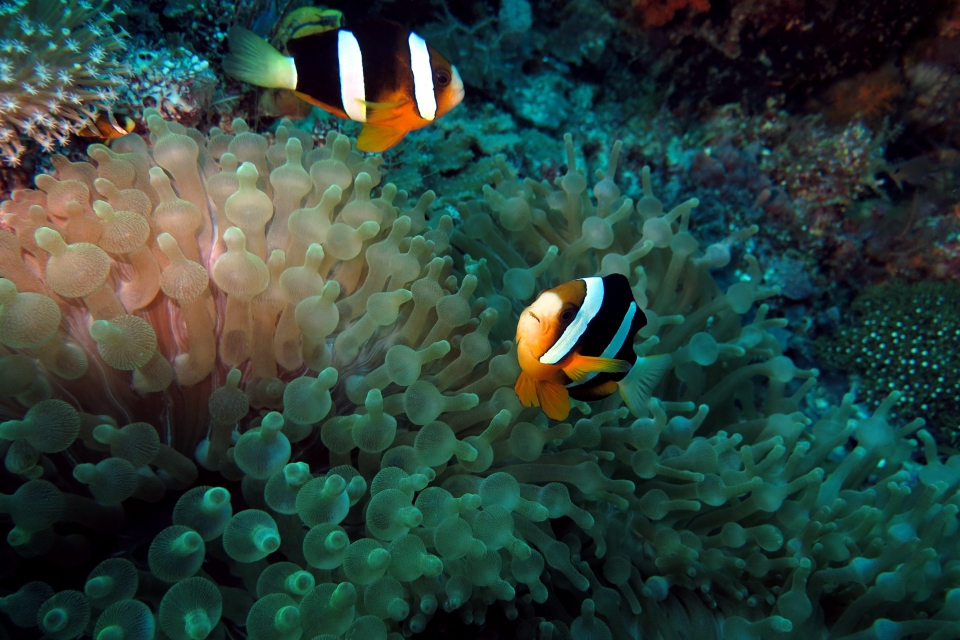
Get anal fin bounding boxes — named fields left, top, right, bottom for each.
left=292, top=91, right=349, bottom=120
left=357, top=123, right=409, bottom=152
left=569, top=380, right=619, bottom=401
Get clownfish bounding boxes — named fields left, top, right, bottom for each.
left=78, top=111, right=135, bottom=140
left=224, top=19, right=465, bottom=152
left=514, top=273, right=670, bottom=421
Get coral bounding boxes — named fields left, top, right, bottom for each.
left=632, top=0, right=710, bottom=28
left=823, top=65, right=906, bottom=127
left=903, top=52, right=960, bottom=148
left=649, top=0, right=940, bottom=113
left=117, top=40, right=217, bottom=126
left=162, top=0, right=213, bottom=19
left=498, top=0, right=533, bottom=35
left=687, top=106, right=896, bottom=301
left=684, top=101, right=960, bottom=299
left=119, top=0, right=235, bottom=101
left=817, top=280, right=960, bottom=446
left=505, top=73, right=575, bottom=130
left=0, top=109, right=958, bottom=640
left=692, top=0, right=803, bottom=59
left=850, top=191, right=960, bottom=283
left=0, top=0, right=129, bottom=165
left=764, top=118, right=886, bottom=220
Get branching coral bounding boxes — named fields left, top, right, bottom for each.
left=0, top=0, right=129, bottom=165
left=0, top=109, right=958, bottom=640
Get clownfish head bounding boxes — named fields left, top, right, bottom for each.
left=516, top=282, right=583, bottom=356
left=428, top=50, right=464, bottom=120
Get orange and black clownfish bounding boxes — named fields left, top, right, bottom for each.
left=223, top=20, right=465, bottom=152
left=78, top=111, right=136, bottom=140
left=514, top=273, right=671, bottom=421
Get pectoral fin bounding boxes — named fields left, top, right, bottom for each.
left=515, top=372, right=540, bottom=408
left=536, top=380, right=571, bottom=421
left=562, top=354, right=631, bottom=383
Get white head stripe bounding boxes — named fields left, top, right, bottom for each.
left=408, top=32, right=436, bottom=121
left=338, top=30, right=366, bottom=123
left=566, top=302, right=637, bottom=388
left=540, top=277, right=604, bottom=365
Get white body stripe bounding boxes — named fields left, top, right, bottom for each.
left=566, top=301, right=637, bottom=388
left=540, top=277, right=603, bottom=365
left=338, top=30, right=366, bottom=122
left=407, top=32, right=436, bottom=121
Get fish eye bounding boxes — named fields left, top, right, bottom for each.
left=560, top=309, right=576, bottom=322
left=435, top=69, right=451, bottom=86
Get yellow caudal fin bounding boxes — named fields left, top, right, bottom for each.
left=515, top=372, right=540, bottom=408
left=224, top=26, right=298, bottom=90
left=562, top=354, right=632, bottom=383
left=537, top=380, right=571, bottom=421
left=356, top=123, right=409, bottom=152
left=617, top=354, right=672, bottom=417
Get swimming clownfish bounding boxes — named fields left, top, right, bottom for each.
left=78, top=111, right=136, bottom=140
left=256, top=7, right=345, bottom=121
left=514, top=273, right=671, bottom=421
left=223, top=19, right=465, bottom=152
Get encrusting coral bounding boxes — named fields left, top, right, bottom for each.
left=817, top=280, right=960, bottom=448
left=1, top=107, right=959, bottom=640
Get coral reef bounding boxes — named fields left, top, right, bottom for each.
left=821, top=65, right=906, bottom=128
left=632, top=0, right=710, bottom=29
left=117, top=39, right=217, bottom=126
left=646, top=0, right=943, bottom=111
left=817, top=280, right=960, bottom=447
left=674, top=106, right=892, bottom=309
left=122, top=0, right=235, bottom=67
left=0, top=0, right=129, bottom=165
left=0, top=108, right=958, bottom=639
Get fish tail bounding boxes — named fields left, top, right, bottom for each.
left=224, top=26, right=298, bottom=90
left=617, top=354, right=672, bottom=417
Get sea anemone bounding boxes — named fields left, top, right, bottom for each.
left=1, top=109, right=958, bottom=639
